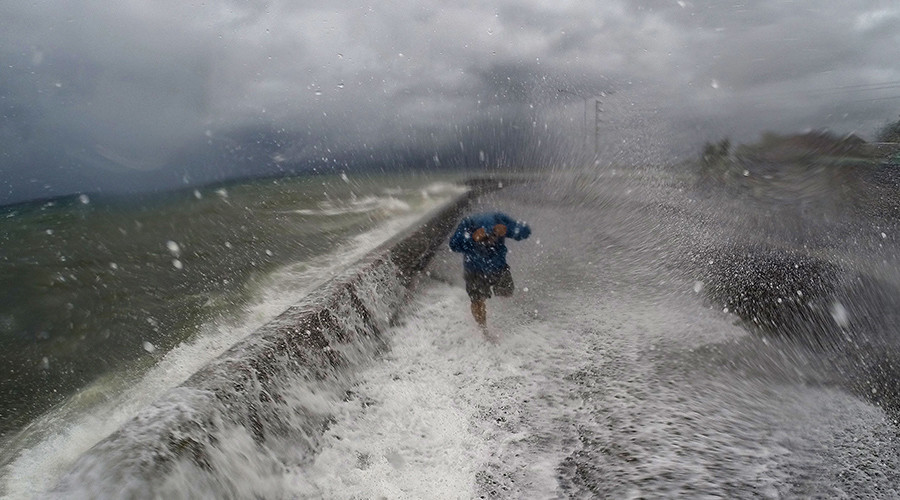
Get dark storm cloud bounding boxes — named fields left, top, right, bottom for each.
left=1, top=0, right=899, bottom=203
left=615, top=1, right=900, bottom=140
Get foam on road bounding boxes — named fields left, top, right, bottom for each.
left=284, top=177, right=900, bottom=498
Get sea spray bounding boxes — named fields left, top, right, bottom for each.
left=43, top=178, right=496, bottom=498
left=51, top=257, right=405, bottom=498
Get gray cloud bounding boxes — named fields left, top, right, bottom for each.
left=2, top=0, right=899, bottom=203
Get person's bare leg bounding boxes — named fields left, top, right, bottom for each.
left=471, top=300, right=486, bottom=327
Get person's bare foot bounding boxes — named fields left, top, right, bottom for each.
left=482, top=327, right=500, bottom=343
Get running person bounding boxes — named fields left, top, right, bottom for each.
left=449, top=212, right=531, bottom=329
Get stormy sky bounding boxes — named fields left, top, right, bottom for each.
left=2, top=0, right=899, bottom=204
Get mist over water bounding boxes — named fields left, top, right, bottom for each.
left=4, top=158, right=898, bottom=497
left=0, top=172, right=469, bottom=493
left=3, top=0, right=900, bottom=496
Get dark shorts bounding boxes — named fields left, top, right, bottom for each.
left=464, top=266, right=514, bottom=301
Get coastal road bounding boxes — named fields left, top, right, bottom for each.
left=284, top=174, right=900, bottom=498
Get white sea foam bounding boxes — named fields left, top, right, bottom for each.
left=380, top=182, right=468, bottom=200
left=295, top=195, right=412, bottom=216
left=280, top=177, right=900, bottom=498
left=9, top=172, right=898, bottom=498
left=420, top=181, right=469, bottom=197
left=282, top=277, right=900, bottom=498
left=0, top=187, right=465, bottom=499
left=286, top=285, right=493, bottom=498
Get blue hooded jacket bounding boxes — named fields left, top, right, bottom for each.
left=449, top=212, right=531, bottom=273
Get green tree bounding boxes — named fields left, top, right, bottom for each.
left=877, top=115, right=900, bottom=143
left=701, top=138, right=731, bottom=167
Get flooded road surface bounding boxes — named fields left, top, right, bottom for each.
left=286, top=172, right=900, bottom=498
left=32, top=170, right=900, bottom=498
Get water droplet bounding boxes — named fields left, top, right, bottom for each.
left=172, top=259, right=184, bottom=270
left=337, top=82, right=345, bottom=89
left=79, top=194, right=90, bottom=204
left=830, top=301, right=849, bottom=328
left=166, top=240, right=181, bottom=256
left=143, top=341, right=157, bottom=353
left=711, top=79, right=720, bottom=89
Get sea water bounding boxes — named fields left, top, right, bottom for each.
left=6, top=167, right=900, bottom=498
left=0, top=171, right=467, bottom=497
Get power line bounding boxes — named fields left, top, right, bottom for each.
left=707, top=80, right=900, bottom=100
left=642, top=81, right=900, bottom=111
left=800, top=80, right=900, bottom=93
left=847, top=94, right=900, bottom=103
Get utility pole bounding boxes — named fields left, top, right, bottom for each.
left=557, top=89, right=608, bottom=157
left=582, top=98, right=588, bottom=148
left=594, top=99, right=603, bottom=156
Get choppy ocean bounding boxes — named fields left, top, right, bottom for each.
left=4, top=166, right=900, bottom=498
left=0, top=172, right=467, bottom=492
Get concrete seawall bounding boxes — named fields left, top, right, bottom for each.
left=50, top=178, right=501, bottom=497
